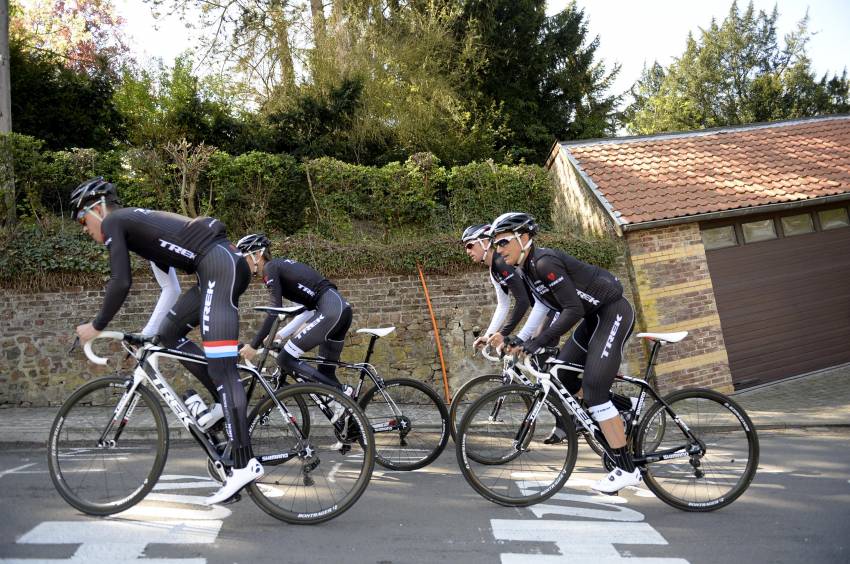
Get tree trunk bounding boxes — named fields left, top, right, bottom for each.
left=1, top=0, right=15, bottom=226
left=310, top=0, right=326, bottom=43
left=272, top=2, right=296, bottom=96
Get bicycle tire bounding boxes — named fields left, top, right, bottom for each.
left=47, top=376, right=169, bottom=516
left=247, top=383, right=375, bottom=524
left=635, top=388, right=759, bottom=512
left=448, top=374, right=504, bottom=442
left=456, top=385, right=578, bottom=507
left=359, top=378, right=449, bottom=471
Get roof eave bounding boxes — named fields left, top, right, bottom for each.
left=620, top=192, right=850, bottom=232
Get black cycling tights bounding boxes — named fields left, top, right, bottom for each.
left=277, top=289, right=353, bottom=391
left=159, top=243, right=252, bottom=468
left=556, top=297, right=635, bottom=408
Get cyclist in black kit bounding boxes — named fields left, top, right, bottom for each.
left=492, top=212, right=640, bottom=493
left=237, top=234, right=354, bottom=416
left=71, top=177, right=263, bottom=505
left=462, top=224, right=553, bottom=351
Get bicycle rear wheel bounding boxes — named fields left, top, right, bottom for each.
left=456, top=385, right=578, bottom=507
left=448, top=374, right=504, bottom=442
left=247, top=383, right=375, bottom=524
left=47, top=376, right=168, bottom=515
left=635, top=388, right=759, bottom=512
left=359, top=378, right=449, bottom=471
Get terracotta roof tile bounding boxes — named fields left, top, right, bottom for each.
left=560, top=116, right=850, bottom=225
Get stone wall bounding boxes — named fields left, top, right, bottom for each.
left=0, top=272, right=503, bottom=406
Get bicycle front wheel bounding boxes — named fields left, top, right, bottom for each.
left=47, top=376, right=169, bottom=515
left=635, top=388, right=759, bottom=512
left=247, top=383, right=375, bottom=524
left=456, top=385, right=578, bottom=507
left=448, top=374, right=504, bottom=442
left=360, top=378, right=449, bottom=471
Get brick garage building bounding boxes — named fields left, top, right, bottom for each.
left=548, top=115, right=850, bottom=392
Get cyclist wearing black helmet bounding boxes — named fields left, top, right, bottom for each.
left=461, top=223, right=551, bottom=351
left=491, top=211, right=640, bottom=494
left=71, top=177, right=263, bottom=505
left=237, top=234, right=354, bottom=414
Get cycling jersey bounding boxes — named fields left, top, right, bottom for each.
left=94, top=208, right=227, bottom=330
left=519, top=244, right=623, bottom=350
left=249, top=258, right=337, bottom=349
left=487, top=253, right=534, bottom=337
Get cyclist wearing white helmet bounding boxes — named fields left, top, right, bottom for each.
left=72, top=177, right=263, bottom=505
left=462, top=223, right=552, bottom=351
left=491, top=211, right=640, bottom=494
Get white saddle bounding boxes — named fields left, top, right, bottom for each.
left=636, top=331, right=688, bottom=343
left=357, top=327, right=396, bottom=338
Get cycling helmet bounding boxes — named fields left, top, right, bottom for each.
left=236, top=233, right=272, bottom=255
left=70, top=177, right=118, bottom=215
left=461, top=223, right=492, bottom=244
left=488, top=212, right=538, bottom=237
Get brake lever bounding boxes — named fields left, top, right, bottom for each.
left=68, top=336, right=80, bottom=354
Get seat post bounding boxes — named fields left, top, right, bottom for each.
left=363, top=335, right=379, bottom=364
left=643, top=340, right=663, bottom=381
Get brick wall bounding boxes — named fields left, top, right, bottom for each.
left=624, top=224, right=734, bottom=394
left=549, top=146, right=620, bottom=239
left=0, top=271, right=505, bottom=406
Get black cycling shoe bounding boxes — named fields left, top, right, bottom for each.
left=543, top=425, right=568, bottom=444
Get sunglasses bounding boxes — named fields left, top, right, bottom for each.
left=493, top=237, right=513, bottom=248
left=464, top=242, right=477, bottom=250
left=75, top=202, right=100, bottom=225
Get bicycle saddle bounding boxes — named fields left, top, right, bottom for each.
left=254, top=305, right=307, bottom=317
left=356, top=327, right=396, bottom=338
left=636, top=331, right=688, bottom=343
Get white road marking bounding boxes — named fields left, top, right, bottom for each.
left=328, top=462, right=342, bottom=483
left=0, top=475, right=224, bottom=564
left=0, top=463, right=37, bottom=478
left=492, top=520, right=689, bottom=563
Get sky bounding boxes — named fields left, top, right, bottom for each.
left=116, top=0, right=850, bottom=99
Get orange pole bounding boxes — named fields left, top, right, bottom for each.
left=417, top=263, right=451, bottom=403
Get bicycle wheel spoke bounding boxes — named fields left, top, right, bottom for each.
left=248, top=383, right=374, bottom=524
left=48, top=377, right=168, bottom=515
left=637, top=389, right=758, bottom=511
left=456, top=386, right=577, bottom=507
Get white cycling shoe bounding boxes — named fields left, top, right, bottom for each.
left=591, top=467, right=642, bottom=494
left=329, top=385, right=355, bottom=424
left=204, top=458, right=264, bottom=505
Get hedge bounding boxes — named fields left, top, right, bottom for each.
left=0, top=220, right=622, bottom=291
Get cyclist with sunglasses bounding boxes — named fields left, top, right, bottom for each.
left=491, top=212, right=640, bottom=494
left=462, top=224, right=552, bottom=352
left=71, top=177, right=263, bottom=505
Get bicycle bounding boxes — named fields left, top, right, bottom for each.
left=48, top=331, right=375, bottom=524
left=449, top=345, right=612, bottom=459
left=247, top=306, right=450, bottom=471
left=454, top=331, right=759, bottom=511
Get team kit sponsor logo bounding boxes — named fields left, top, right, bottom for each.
left=297, top=283, right=316, bottom=297
left=601, top=314, right=624, bottom=358
left=202, top=281, right=216, bottom=332
left=159, top=238, right=197, bottom=259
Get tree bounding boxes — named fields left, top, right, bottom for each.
left=9, top=0, right=129, bottom=72
left=454, top=0, right=620, bottom=162
left=625, top=1, right=850, bottom=135
left=9, top=37, right=125, bottom=149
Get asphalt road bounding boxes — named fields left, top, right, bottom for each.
left=0, top=428, right=847, bottom=563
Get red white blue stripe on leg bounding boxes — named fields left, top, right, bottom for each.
left=203, top=340, right=239, bottom=358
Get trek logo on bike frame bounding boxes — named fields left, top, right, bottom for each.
left=202, top=281, right=216, bottom=333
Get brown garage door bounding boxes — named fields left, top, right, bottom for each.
left=705, top=216, right=850, bottom=388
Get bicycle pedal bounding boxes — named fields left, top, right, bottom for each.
left=338, top=442, right=352, bottom=455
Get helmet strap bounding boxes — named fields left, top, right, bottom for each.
left=515, top=233, right=533, bottom=265
left=478, top=239, right=491, bottom=264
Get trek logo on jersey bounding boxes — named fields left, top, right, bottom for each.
left=297, top=283, right=316, bottom=297
left=202, top=281, right=216, bottom=333
left=601, top=314, right=623, bottom=358
left=133, top=208, right=153, bottom=215
left=576, top=289, right=600, bottom=306
left=104, top=237, right=112, bottom=247
left=295, top=313, right=324, bottom=340
left=159, top=239, right=197, bottom=260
